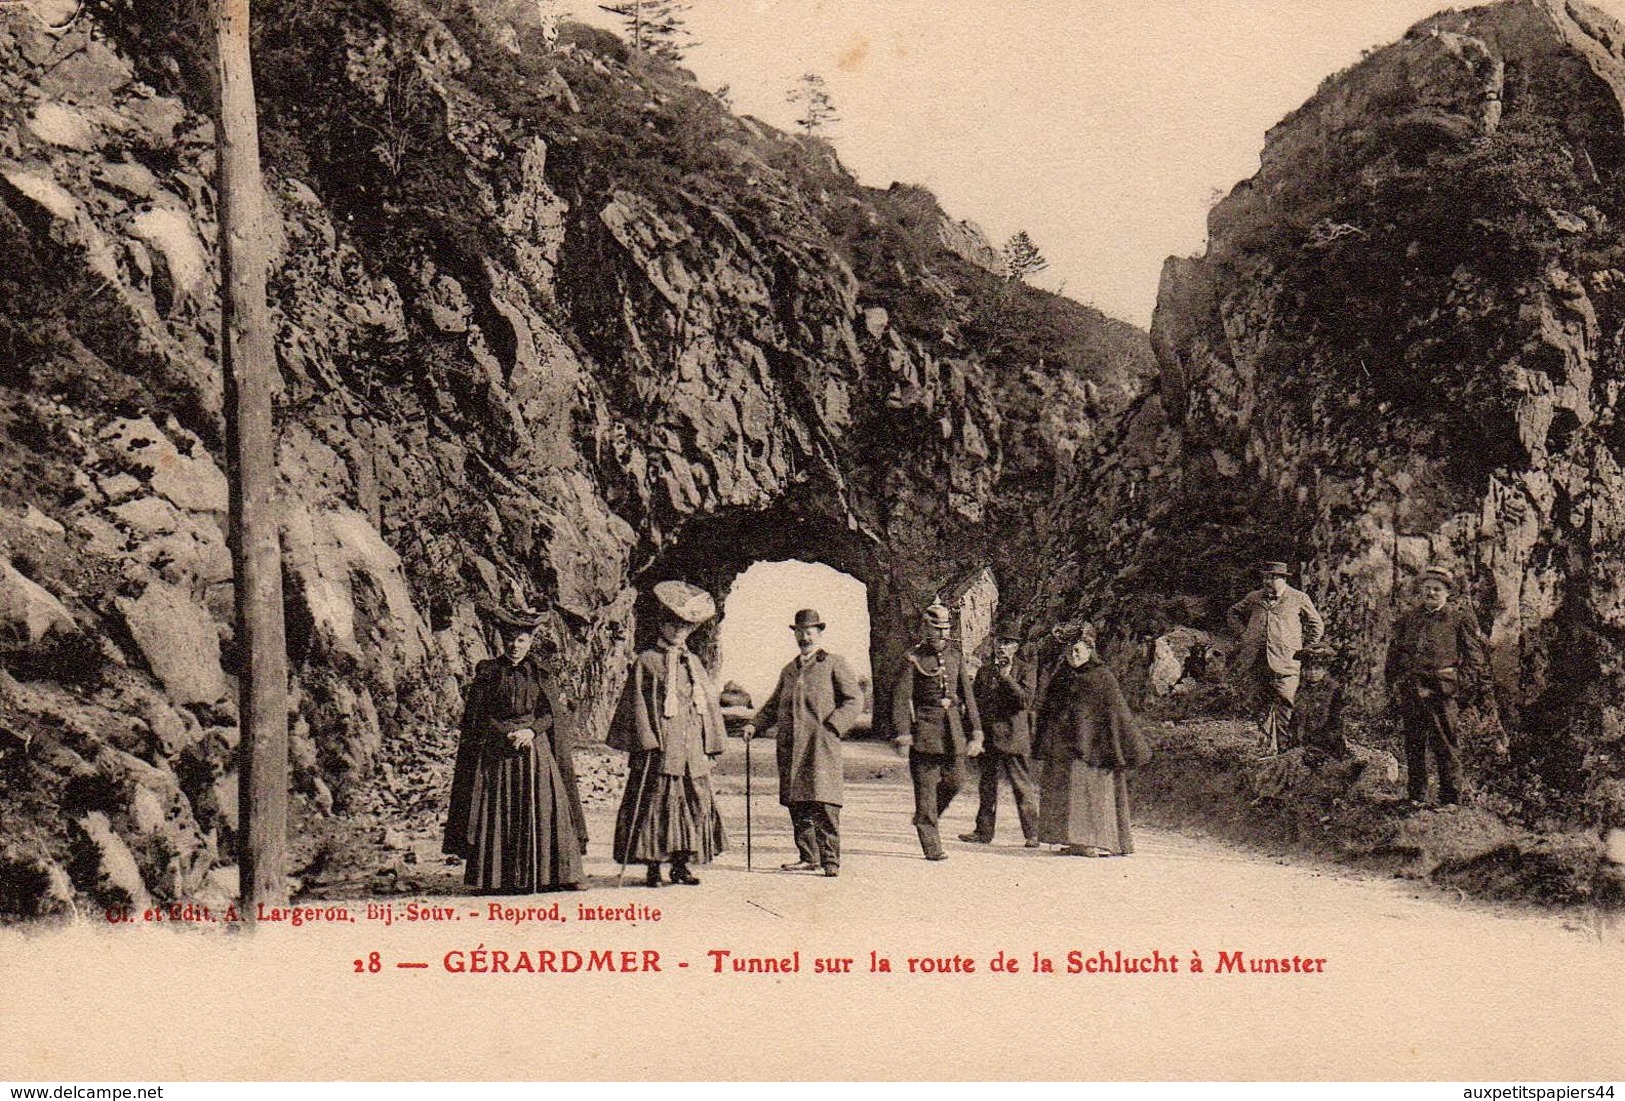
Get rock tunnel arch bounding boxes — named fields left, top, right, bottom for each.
left=716, top=560, right=873, bottom=722
left=622, top=485, right=998, bottom=741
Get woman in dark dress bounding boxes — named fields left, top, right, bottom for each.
left=443, top=606, right=586, bottom=893
left=607, top=580, right=728, bottom=888
left=1034, top=624, right=1151, bottom=857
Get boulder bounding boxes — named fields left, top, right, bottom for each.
left=280, top=503, right=433, bottom=687
left=99, top=417, right=228, bottom=514
left=73, top=810, right=152, bottom=909
left=0, top=558, right=77, bottom=651
left=21, top=505, right=65, bottom=537
left=1148, top=626, right=1221, bottom=696
left=26, top=102, right=99, bottom=150
left=1251, top=743, right=1402, bottom=805
left=115, top=581, right=228, bottom=706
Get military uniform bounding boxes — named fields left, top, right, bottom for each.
left=892, top=637, right=983, bottom=859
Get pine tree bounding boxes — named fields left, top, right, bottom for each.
left=787, top=72, right=839, bottom=136
left=1002, top=230, right=1049, bottom=282
left=598, top=0, right=695, bottom=61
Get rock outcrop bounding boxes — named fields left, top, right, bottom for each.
left=1060, top=0, right=1625, bottom=836
left=0, top=0, right=1151, bottom=912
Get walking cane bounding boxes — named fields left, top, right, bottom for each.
left=616, top=750, right=655, bottom=888
left=745, top=728, right=754, bottom=870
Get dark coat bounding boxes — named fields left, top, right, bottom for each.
left=605, top=643, right=727, bottom=773
left=1293, top=675, right=1351, bottom=760
left=442, top=655, right=587, bottom=857
left=754, top=649, right=864, bottom=806
left=892, top=644, right=982, bottom=755
left=973, top=657, right=1034, bottom=756
left=1384, top=603, right=1488, bottom=696
left=1033, top=658, right=1151, bottom=770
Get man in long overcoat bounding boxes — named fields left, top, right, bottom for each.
left=1384, top=565, right=1489, bottom=807
left=892, top=602, right=984, bottom=861
left=962, top=628, right=1039, bottom=846
left=746, top=608, right=865, bottom=877
left=1227, top=560, right=1326, bottom=756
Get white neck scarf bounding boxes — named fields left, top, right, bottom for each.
left=661, top=642, right=715, bottom=720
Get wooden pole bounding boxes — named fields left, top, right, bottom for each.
left=213, top=0, right=290, bottom=917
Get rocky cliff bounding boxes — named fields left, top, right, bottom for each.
left=0, top=0, right=1151, bottom=913
left=1064, top=0, right=1625, bottom=836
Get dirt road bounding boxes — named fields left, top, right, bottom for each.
left=3, top=739, right=1620, bottom=1080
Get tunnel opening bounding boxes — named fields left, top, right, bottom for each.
left=630, top=485, right=1000, bottom=740
left=717, top=559, right=875, bottom=734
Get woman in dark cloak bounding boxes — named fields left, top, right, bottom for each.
left=1033, top=623, right=1152, bottom=857
left=443, top=606, right=586, bottom=893
left=607, top=580, right=728, bottom=887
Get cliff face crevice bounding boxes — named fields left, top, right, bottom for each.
left=1084, top=0, right=1625, bottom=829
left=0, top=0, right=1152, bottom=912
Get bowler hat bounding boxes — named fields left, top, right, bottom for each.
left=1259, top=561, right=1291, bottom=577
left=790, top=609, right=825, bottom=630
left=921, top=602, right=952, bottom=629
left=1421, top=565, right=1455, bottom=590
left=653, top=580, right=717, bottom=624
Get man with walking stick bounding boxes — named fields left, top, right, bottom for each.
left=743, top=609, right=865, bottom=878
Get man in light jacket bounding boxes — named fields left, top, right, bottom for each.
left=1227, top=560, right=1326, bottom=756
left=745, top=609, right=865, bottom=877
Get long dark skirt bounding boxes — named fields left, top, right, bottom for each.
left=612, top=751, right=727, bottom=865
left=464, top=738, right=584, bottom=892
left=1037, top=759, right=1134, bottom=854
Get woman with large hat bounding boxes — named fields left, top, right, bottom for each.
left=1033, top=621, right=1151, bottom=857
left=607, top=580, right=729, bottom=887
left=443, top=604, right=586, bottom=893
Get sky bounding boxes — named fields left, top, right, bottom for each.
left=716, top=560, right=870, bottom=707
left=559, top=0, right=1496, bottom=326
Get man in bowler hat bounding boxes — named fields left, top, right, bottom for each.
left=745, top=609, right=865, bottom=877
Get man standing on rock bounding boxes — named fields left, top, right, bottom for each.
left=893, top=602, right=984, bottom=861
left=1385, top=565, right=1488, bottom=808
left=961, top=626, right=1040, bottom=847
left=1227, top=560, right=1326, bottom=757
left=743, top=609, right=865, bottom=878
